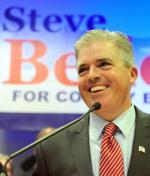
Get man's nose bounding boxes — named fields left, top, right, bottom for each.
left=87, top=67, right=100, bottom=82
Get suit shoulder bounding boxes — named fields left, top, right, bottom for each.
left=40, top=115, right=89, bottom=145
left=135, top=107, right=150, bottom=124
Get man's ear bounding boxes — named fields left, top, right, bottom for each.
left=130, top=66, right=138, bottom=84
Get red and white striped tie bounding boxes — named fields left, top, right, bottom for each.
left=99, top=123, right=124, bottom=176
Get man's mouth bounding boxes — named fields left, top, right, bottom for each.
left=89, top=85, right=108, bottom=93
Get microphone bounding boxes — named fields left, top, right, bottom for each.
left=0, top=102, right=101, bottom=176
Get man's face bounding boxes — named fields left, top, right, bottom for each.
left=77, top=41, right=137, bottom=121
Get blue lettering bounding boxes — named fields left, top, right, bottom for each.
left=3, top=7, right=25, bottom=32
left=38, top=91, right=49, bottom=101
left=57, top=91, right=81, bottom=102
left=131, top=92, right=135, bottom=98
left=57, top=91, right=67, bottom=102
left=12, top=90, right=21, bottom=101
left=24, top=91, right=36, bottom=101
left=43, top=14, right=62, bottom=32
left=28, top=10, right=41, bottom=32
left=65, top=15, right=85, bottom=32
left=2, top=6, right=107, bottom=32
left=70, top=91, right=80, bottom=102
left=87, top=15, right=106, bottom=29
left=144, top=92, right=150, bottom=103
left=12, top=90, right=49, bottom=102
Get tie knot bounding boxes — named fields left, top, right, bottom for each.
left=103, top=123, right=118, bottom=136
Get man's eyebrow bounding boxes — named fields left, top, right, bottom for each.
left=77, top=63, right=87, bottom=68
left=77, top=58, right=112, bottom=68
left=96, top=58, right=111, bottom=62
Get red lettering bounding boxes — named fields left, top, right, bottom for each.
left=4, top=39, right=48, bottom=84
left=55, top=53, right=78, bottom=86
left=141, top=55, right=150, bottom=85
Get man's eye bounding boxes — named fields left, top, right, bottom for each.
left=99, top=61, right=111, bottom=68
left=78, top=67, right=87, bottom=74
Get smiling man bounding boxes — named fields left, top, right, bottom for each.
left=76, top=32, right=137, bottom=122
left=32, top=29, right=150, bottom=176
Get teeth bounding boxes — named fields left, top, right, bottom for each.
left=90, top=86, right=107, bottom=93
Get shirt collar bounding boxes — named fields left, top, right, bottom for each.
left=89, top=104, right=136, bottom=141
left=113, top=104, right=135, bottom=138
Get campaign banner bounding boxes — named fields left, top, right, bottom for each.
left=0, top=0, right=150, bottom=130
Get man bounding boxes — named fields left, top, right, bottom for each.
left=33, top=29, right=150, bottom=176
left=0, top=153, right=12, bottom=176
left=0, top=127, right=55, bottom=176
left=36, top=127, right=55, bottom=140
left=21, top=127, right=56, bottom=175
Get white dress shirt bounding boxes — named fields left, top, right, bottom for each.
left=89, top=105, right=136, bottom=176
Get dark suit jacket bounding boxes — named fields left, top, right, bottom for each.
left=33, top=107, right=150, bottom=176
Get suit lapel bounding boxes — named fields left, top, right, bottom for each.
left=67, top=115, right=93, bottom=176
left=128, top=107, right=150, bottom=176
